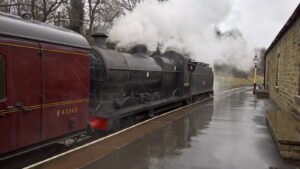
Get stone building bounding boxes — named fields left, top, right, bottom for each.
left=265, top=4, right=300, bottom=115
left=264, top=4, right=300, bottom=159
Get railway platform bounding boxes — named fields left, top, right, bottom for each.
left=26, top=87, right=300, bottom=169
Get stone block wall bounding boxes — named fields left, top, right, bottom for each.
left=265, top=17, right=300, bottom=115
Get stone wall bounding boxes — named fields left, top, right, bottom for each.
left=265, top=17, right=300, bottom=115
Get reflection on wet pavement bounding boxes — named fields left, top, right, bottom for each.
left=83, top=87, right=299, bottom=169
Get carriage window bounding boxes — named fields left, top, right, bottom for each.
left=0, top=55, right=6, bottom=100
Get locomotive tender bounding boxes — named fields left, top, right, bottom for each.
left=0, top=13, right=213, bottom=157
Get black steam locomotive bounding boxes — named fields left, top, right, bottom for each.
left=88, top=33, right=214, bottom=131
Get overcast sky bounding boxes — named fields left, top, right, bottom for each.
left=221, top=0, right=299, bottom=49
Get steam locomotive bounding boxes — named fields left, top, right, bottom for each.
left=0, top=12, right=213, bottom=158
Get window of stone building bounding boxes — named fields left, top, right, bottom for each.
left=276, top=54, right=280, bottom=86
left=0, top=55, right=6, bottom=100
left=266, top=60, right=270, bottom=90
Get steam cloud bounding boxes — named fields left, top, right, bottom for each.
left=109, top=0, right=252, bottom=70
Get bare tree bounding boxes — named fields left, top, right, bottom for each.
left=87, top=0, right=102, bottom=35
left=40, top=0, right=65, bottom=22
left=0, top=0, right=32, bottom=16
left=0, top=0, right=12, bottom=13
left=86, top=0, right=143, bottom=34
left=68, top=0, right=84, bottom=33
left=116, top=0, right=141, bottom=12
left=1, top=0, right=144, bottom=36
left=99, top=1, right=122, bottom=26
left=0, top=0, right=65, bottom=22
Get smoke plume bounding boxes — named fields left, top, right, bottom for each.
left=109, top=0, right=252, bottom=70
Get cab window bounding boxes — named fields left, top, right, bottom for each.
left=0, top=55, right=6, bottom=100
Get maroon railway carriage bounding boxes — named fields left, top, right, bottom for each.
left=0, top=13, right=90, bottom=156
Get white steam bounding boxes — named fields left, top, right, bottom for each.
left=109, top=0, right=252, bottom=70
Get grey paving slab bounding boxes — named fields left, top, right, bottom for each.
left=83, top=87, right=299, bottom=169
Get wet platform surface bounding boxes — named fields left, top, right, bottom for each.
left=83, top=87, right=299, bottom=169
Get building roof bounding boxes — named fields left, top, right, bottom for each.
left=0, top=12, right=90, bottom=49
left=265, top=3, right=300, bottom=57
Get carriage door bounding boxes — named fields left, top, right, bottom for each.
left=40, top=43, right=89, bottom=140
left=0, top=37, right=42, bottom=154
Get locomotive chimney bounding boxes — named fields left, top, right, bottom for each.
left=92, top=33, right=108, bottom=48
left=132, top=44, right=148, bottom=56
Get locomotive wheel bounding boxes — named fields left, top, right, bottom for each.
left=149, top=109, right=155, bottom=118
left=120, top=116, right=137, bottom=129
left=185, top=97, right=193, bottom=105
